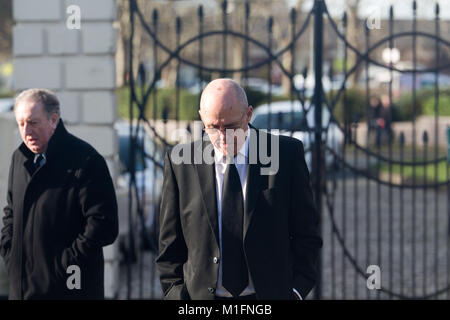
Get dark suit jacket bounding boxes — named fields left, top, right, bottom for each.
left=156, top=126, right=322, bottom=300
left=0, top=120, right=118, bottom=299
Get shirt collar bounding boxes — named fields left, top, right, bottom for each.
left=33, top=152, right=46, bottom=163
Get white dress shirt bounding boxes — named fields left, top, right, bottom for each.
left=213, top=126, right=255, bottom=297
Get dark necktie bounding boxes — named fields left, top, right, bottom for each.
left=34, top=153, right=45, bottom=169
left=221, top=163, right=248, bottom=297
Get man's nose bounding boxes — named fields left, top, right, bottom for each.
left=218, top=129, right=231, bottom=140
left=23, top=123, right=32, bottom=135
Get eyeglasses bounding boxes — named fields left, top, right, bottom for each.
left=203, top=112, right=247, bottom=136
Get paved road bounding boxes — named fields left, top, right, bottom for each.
left=319, top=173, right=450, bottom=300
left=118, top=172, right=450, bottom=300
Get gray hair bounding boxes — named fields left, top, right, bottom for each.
left=14, top=88, right=60, bottom=118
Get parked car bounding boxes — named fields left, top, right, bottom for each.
left=251, top=100, right=344, bottom=171
left=246, top=77, right=284, bottom=96
left=0, top=98, right=13, bottom=113
left=115, top=121, right=165, bottom=257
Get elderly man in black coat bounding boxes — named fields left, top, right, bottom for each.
left=0, top=89, right=118, bottom=299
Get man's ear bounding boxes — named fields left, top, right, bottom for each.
left=198, top=109, right=205, bottom=123
left=246, top=105, right=253, bottom=121
left=50, top=113, right=59, bottom=129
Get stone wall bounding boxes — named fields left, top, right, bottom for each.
left=0, top=0, right=120, bottom=298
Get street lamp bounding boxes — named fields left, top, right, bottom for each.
left=382, top=47, right=400, bottom=65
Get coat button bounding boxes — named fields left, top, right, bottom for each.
left=213, top=257, right=219, bottom=264
left=208, top=287, right=215, bottom=294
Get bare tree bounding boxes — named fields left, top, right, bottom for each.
left=225, top=0, right=301, bottom=95
left=116, top=0, right=309, bottom=93
left=278, top=0, right=304, bottom=96
left=116, top=0, right=160, bottom=87
left=345, top=0, right=361, bottom=86
left=117, top=0, right=205, bottom=88
left=116, top=0, right=130, bottom=87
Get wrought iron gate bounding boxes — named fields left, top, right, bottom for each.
left=122, top=0, right=450, bottom=299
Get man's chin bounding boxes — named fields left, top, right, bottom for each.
left=27, top=144, right=41, bottom=153
left=212, top=142, right=234, bottom=157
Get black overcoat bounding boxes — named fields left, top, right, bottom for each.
left=0, top=120, right=118, bottom=299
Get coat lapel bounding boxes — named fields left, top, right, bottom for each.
left=194, top=127, right=269, bottom=243
left=244, top=126, right=266, bottom=238
left=194, top=139, right=220, bottom=247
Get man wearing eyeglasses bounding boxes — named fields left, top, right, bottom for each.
left=157, top=78, right=322, bottom=300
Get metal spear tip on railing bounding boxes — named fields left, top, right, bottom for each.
left=245, top=0, right=250, bottom=18
left=290, top=8, right=297, bottom=24
left=129, top=0, right=137, bottom=12
left=364, top=19, right=370, bottom=34
left=422, top=131, right=429, bottom=144
left=176, top=16, right=182, bottom=34
left=198, top=5, right=203, bottom=19
left=389, top=5, right=393, bottom=20
left=222, top=0, right=227, bottom=14
left=446, top=126, right=450, bottom=163
left=268, top=16, right=273, bottom=33
left=138, top=63, right=146, bottom=85
left=162, top=106, right=168, bottom=124
left=302, top=66, right=308, bottom=79
left=435, top=3, right=440, bottom=16
left=399, top=131, right=405, bottom=147
left=413, top=0, right=417, bottom=12
left=447, top=126, right=450, bottom=162
left=152, top=9, right=158, bottom=26
left=342, top=11, right=347, bottom=27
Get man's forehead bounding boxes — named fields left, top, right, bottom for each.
left=202, top=91, right=243, bottom=113
left=15, top=100, right=44, bottom=118
left=16, top=99, right=42, bottom=111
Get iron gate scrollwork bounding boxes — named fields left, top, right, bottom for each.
left=124, top=0, right=450, bottom=299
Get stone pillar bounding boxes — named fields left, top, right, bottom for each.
left=12, top=0, right=119, bottom=298
left=0, top=113, right=19, bottom=297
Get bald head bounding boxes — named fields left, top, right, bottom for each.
left=200, top=78, right=248, bottom=113
left=199, top=78, right=253, bottom=157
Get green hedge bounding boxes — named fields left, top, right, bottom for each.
left=393, top=88, right=450, bottom=120
left=243, top=87, right=291, bottom=108
left=422, top=89, right=450, bottom=117
left=328, top=88, right=366, bottom=124
left=117, top=85, right=450, bottom=122
left=117, top=86, right=200, bottom=121
left=0, top=91, right=14, bottom=99
left=392, top=90, right=426, bottom=121
left=117, top=86, right=291, bottom=121
left=380, top=160, right=448, bottom=184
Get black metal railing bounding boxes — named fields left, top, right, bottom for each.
left=124, top=0, right=450, bottom=300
